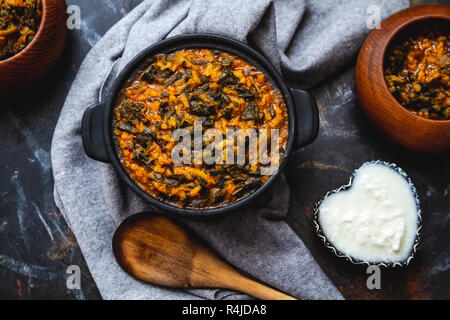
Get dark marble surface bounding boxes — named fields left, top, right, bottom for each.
left=0, top=0, right=448, bottom=299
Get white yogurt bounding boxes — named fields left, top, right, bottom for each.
left=318, top=162, right=419, bottom=263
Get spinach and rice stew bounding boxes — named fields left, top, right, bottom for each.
left=113, top=49, right=289, bottom=209
left=384, top=25, right=449, bottom=120
left=0, top=0, right=42, bottom=60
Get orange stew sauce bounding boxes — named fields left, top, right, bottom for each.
left=113, top=49, right=288, bottom=209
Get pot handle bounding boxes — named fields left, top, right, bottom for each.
left=290, top=88, right=319, bottom=150
left=81, top=102, right=110, bottom=163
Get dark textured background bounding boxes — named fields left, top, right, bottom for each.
left=0, top=0, right=448, bottom=299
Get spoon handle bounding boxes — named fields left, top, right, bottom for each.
left=236, top=280, right=298, bottom=300
left=218, top=271, right=298, bottom=300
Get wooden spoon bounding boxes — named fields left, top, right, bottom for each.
left=113, top=213, right=297, bottom=300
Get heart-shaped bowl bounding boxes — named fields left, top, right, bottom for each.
left=313, top=161, right=422, bottom=268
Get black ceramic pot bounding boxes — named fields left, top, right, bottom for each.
left=81, top=34, right=319, bottom=217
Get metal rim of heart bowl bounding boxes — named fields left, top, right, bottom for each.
left=313, top=160, right=422, bottom=268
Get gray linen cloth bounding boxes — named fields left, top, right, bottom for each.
left=51, top=0, right=408, bottom=300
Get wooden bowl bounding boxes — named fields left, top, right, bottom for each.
left=0, top=0, right=67, bottom=94
left=355, top=5, right=450, bottom=155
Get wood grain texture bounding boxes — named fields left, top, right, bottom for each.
left=0, top=0, right=68, bottom=94
left=112, top=214, right=297, bottom=300
left=355, top=5, right=450, bottom=154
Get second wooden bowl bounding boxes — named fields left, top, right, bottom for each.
left=355, top=5, right=450, bottom=154
left=0, top=0, right=67, bottom=94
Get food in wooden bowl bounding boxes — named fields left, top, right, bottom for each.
left=113, top=49, right=289, bottom=209
left=0, top=0, right=67, bottom=94
left=384, top=21, right=449, bottom=120
left=0, top=0, right=42, bottom=60
left=356, top=5, right=450, bottom=154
